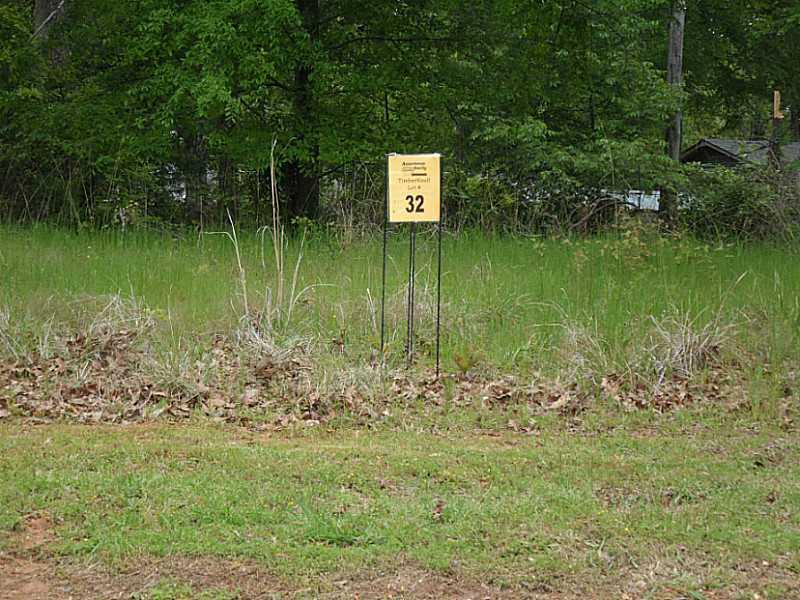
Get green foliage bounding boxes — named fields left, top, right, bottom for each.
left=0, top=0, right=685, bottom=228
left=1, top=0, right=796, bottom=234
left=0, top=3, right=44, bottom=166
left=0, top=4, right=39, bottom=101
left=682, top=0, right=800, bottom=140
left=681, top=164, right=800, bottom=241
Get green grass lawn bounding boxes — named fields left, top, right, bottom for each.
left=0, top=415, right=798, bottom=598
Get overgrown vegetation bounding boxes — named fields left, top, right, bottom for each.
left=681, top=164, right=800, bottom=241
left=1, top=1, right=799, bottom=235
left=1, top=225, right=799, bottom=429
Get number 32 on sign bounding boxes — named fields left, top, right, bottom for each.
left=387, top=153, right=441, bottom=223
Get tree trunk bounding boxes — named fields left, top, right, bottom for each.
left=788, top=92, right=799, bottom=140
left=283, top=0, right=320, bottom=221
left=34, top=0, right=66, bottom=39
left=283, top=159, right=319, bottom=221
left=662, top=1, right=686, bottom=219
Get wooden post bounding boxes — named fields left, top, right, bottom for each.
left=662, top=1, right=686, bottom=219
left=771, top=90, right=785, bottom=167
left=773, top=90, right=785, bottom=122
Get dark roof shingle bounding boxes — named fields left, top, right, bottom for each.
left=682, top=138, right=800, bottom=167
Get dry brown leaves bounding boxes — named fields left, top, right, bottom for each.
left=600, top=366, right=734, bottom=412
left=1, top=329, right=157, bottom=424
left=0, top=328, right=306, bottom=427
left=0, top=324, right=742, bottom=429
left=389, top=371, right=589, bottom=416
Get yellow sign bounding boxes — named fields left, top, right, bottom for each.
left=387, top=153, right=441, bottom=223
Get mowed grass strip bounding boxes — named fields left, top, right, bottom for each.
left=1, top=421, right=798, bottom=595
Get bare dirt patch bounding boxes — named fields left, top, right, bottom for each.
left=315, top=566, right=517, bottom=599
left=2, top=549, right=798, bottom=599
left=1, top=553, right=513, bottom=599
left=0, top=558, right=55, bottom=600
left=16, top=514, right=57, bottom=552
left=58, top=555, right=292, bottom=599
left=0, top=514, right=58, bottom=600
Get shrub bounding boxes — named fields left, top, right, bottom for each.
left=680, top=164, right=800, bottom=241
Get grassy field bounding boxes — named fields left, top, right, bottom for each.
left=2, top=224, right=800, bottom=373
left=1, top=417, right=798, bottom=598
left=1, top=224, right=799, bottom=598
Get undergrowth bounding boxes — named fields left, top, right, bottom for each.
left=2, top=224, right=799, bottom=427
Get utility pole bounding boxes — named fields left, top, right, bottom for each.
left=662, top=1, right=686, bottom=219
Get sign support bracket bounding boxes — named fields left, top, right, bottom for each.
left=406, top=222, right=417, bottom=366
left=379, top=153, right=443, bottom=377
left=435, top=159, right=443, bottom=378
left=380, top=167, right=389, bottom=364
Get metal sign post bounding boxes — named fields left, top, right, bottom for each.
left=380, top=153, right=443, bottom=377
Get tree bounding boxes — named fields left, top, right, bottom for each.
left=33, top=0, right=66, bottom=39
left=0, top=0, right=700, bottom=228
left=283, top=0, right=320, bottom=219
left=662, top=0, right=686, bottom=219
left=680, top=0, right=800, bottom=141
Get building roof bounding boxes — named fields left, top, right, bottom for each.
left=681, top=138, right=800, bottom=167
left=779, top=142, right=800, bottom=165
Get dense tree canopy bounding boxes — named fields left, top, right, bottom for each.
left=0, top=0, right=796, bottom=229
